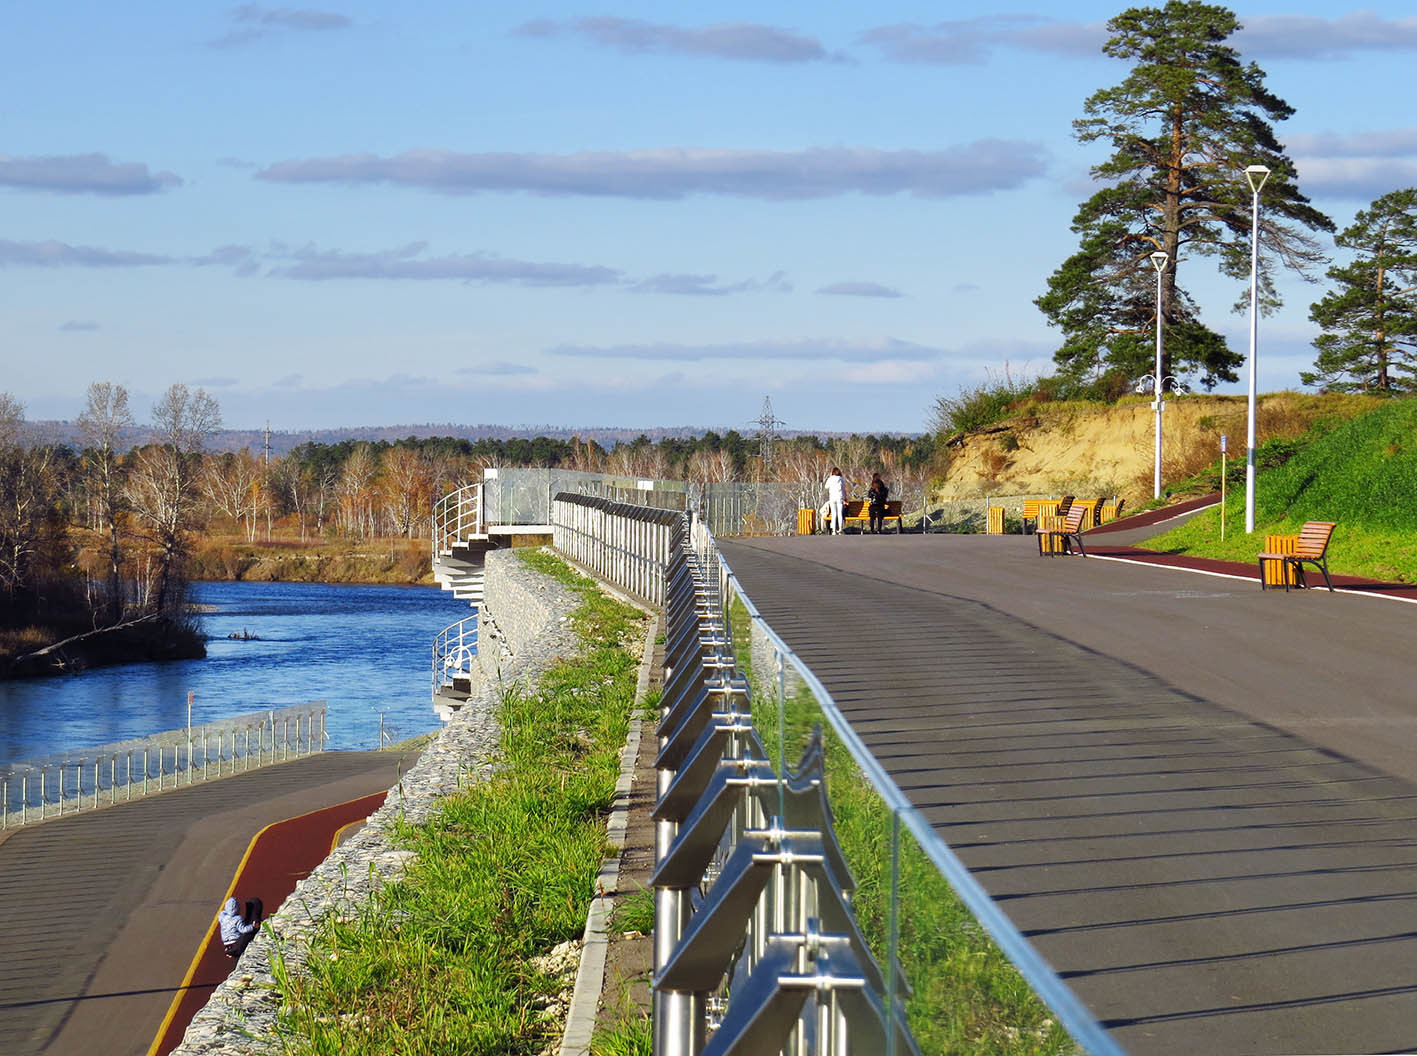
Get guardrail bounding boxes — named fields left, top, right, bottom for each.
left=1, top=702, right=326, bottom=829
left=553, top=495, right=1125, bottom=1054
left=551, top=492, right=681, bottom=606
left=431, top=615, right=479, bottom=700
left=433, top=482, right=482, bottom=555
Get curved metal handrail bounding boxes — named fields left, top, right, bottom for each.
left=433, top=482, right=482, bottom=556
left=431, top=615, right=479, bottom=700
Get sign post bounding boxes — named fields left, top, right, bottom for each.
left=1220, top=435, right=1228, bottom=541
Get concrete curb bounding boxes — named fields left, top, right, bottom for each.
left=558, top=615, right=657, bottom=1056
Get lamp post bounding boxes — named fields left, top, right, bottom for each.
left=1244, top=164, right=1271, bottom=534
left=1150, top=250, right=1168, bottom=500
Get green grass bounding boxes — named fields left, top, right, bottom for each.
left=1148, top=399, right=1417, bottom=581
left=731, top=596, right=1073, bottom=1055
left=269, top=549, right=646, bottom=1056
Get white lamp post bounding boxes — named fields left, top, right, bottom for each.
left=1150, top=250, right=1168, bottom=500
left=1244, top=164, right=1271, bottom=534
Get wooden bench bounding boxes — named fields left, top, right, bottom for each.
left=1022, top=495, right=1074, bottom=534
left=843, top=498, right=904, bottom=533
left=1258, top=521, right=1337, bottom=591
left=1037, top=505, right=1089, bottom=557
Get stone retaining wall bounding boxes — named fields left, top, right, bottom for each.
left=170, top=549, right=582, bottom=1056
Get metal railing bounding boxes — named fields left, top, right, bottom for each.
left=553, top=495, right=1124, bottom=1054
left=433, top=482, right=483, bottom=555
left=1, top=702, right=326, bottom=829
left=431, top=615, right=479, bottom=700
left=551, top=492, right=681, bottom=606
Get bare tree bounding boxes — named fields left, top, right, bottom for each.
left=201, top=451, right=263, bottom=541
left=379, top=447, right=432, bottom=538
left=0, top=395, right=63, bottom=617
left=125, top=384, right=221, bottom=614
left=337, top=444, right=378, bottom=537
left=77, top=382, right=134, bottom=623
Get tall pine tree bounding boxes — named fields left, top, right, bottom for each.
left=1304, top=188, right=1417, bottom=394
left=1037, top=1, right=1332, bottom=391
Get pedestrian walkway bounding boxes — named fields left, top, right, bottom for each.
left=719, top=527, right=1417, bottom=1056
left=0, top=750, right=416, bottom=1056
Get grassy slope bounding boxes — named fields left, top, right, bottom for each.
left=1146, top=399, right=1417, bottom=581
left=269, top=550, right=647, bottom=1056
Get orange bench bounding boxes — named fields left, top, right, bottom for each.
left=1037, top=505, right=1090, bottom=557
left=1258, top=521, right=1336, bottom=591
left=843, top=498, right=903, bottom=533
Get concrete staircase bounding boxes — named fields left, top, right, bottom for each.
left=432, top=536, right=498, bottom=606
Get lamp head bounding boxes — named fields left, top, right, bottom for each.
left=1150, top=251, right=1168, bottom=272
left=1244, top=164, right=1271, bottom=194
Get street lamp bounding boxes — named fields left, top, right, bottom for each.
left=1244, top=164, right=1271, bottom=534
left=1150, top=250, right=1168, bottom=500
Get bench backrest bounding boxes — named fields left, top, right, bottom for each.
left=1062, top=505, right=1087, bottom=532
left=1057, top=495, right=1075, bottom=516
left=1295, top=521, right=1336, bottom=558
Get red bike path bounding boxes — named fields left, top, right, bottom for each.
left=0, top=750, right=415, bottom=1056
left=147, top=790, right=386, bottom=1056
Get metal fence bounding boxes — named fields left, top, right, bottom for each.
left=1, top=701, right=326, bottom=829
left=551, top=493, right=682, bottom=606
left=482, top=468, right=690, bottom=527
left=553, top=495, right=1124, bottom=1054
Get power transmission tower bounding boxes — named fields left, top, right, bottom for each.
left=752, top=396, right=787, bottom=470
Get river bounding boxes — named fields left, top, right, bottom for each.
left=0, top=580, right=473, bottom=772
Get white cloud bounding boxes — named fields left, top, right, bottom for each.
left=210, top=4, right=353, bottom=47
left=456, top=362, right=538, bottom=377
left=629, top=271, right=792, bottom=295
left=0, top=153, right=181, bottom=195
left=548, top=337, right=943, bottom=363
left=817, top=281, right=903, bottom=298
left=256, top=143, right=1049, bottom=200
left=858, top=16, right=1103, bottom=64
left=266, top=243, right=622, bottom=286
left=1288, top=128, right=1417, bottom=159
left=516, top=17, right=835, bottom=63
left=1293, top=157, right=1417, bottom=200
left=0, top=239, right=171, bottom=268
left=1237, top=13, right=1417, bottom=59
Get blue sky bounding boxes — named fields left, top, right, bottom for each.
left=5, top=3, right=1417, bottom=434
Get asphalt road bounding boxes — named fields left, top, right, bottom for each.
left=719, top=531, right=1417, bottom=1056
left=0, top=750, right=414, bottom=1056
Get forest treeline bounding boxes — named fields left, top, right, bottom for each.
left=1, top=382, right=932, bottom=665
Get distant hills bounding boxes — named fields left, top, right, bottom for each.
left=22, top=420, right=909, bottom=455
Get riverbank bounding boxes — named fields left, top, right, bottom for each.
left=190, top=534, right=433, bottom=586
left=1, top=614, right=205, bottom=680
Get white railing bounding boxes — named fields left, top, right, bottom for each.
left=551, top=493, right=681, bottom=606
left=1, top=702, right=326, bottom=829
left=431, top=615, right=479, bottom=700
left=433, top=482, right=482, bottom=555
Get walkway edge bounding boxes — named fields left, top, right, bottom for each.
left=558, top=614, right=656, bottom=1056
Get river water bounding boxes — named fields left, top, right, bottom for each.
left=0, top=580, right=474, bottom=772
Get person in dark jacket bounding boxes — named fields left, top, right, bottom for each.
left=218, top=895, right=263, bottom=958
left=867, top=473, right=889, bottom=533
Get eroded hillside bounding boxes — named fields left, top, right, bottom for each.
left=934, top=393, right=1380, bottom=505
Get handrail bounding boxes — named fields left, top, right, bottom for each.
left=1, top=702, right=326, bottom=829
left=433, top=482, right=482, bottom=556
left=431, top=615, right=479, bottom=700
left=551, top=492, right=1124, bottom=1054
left=692, top=519, right=1125, bottom=1056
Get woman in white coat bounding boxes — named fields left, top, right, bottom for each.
left=823, top=467, right=846, bottom=535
